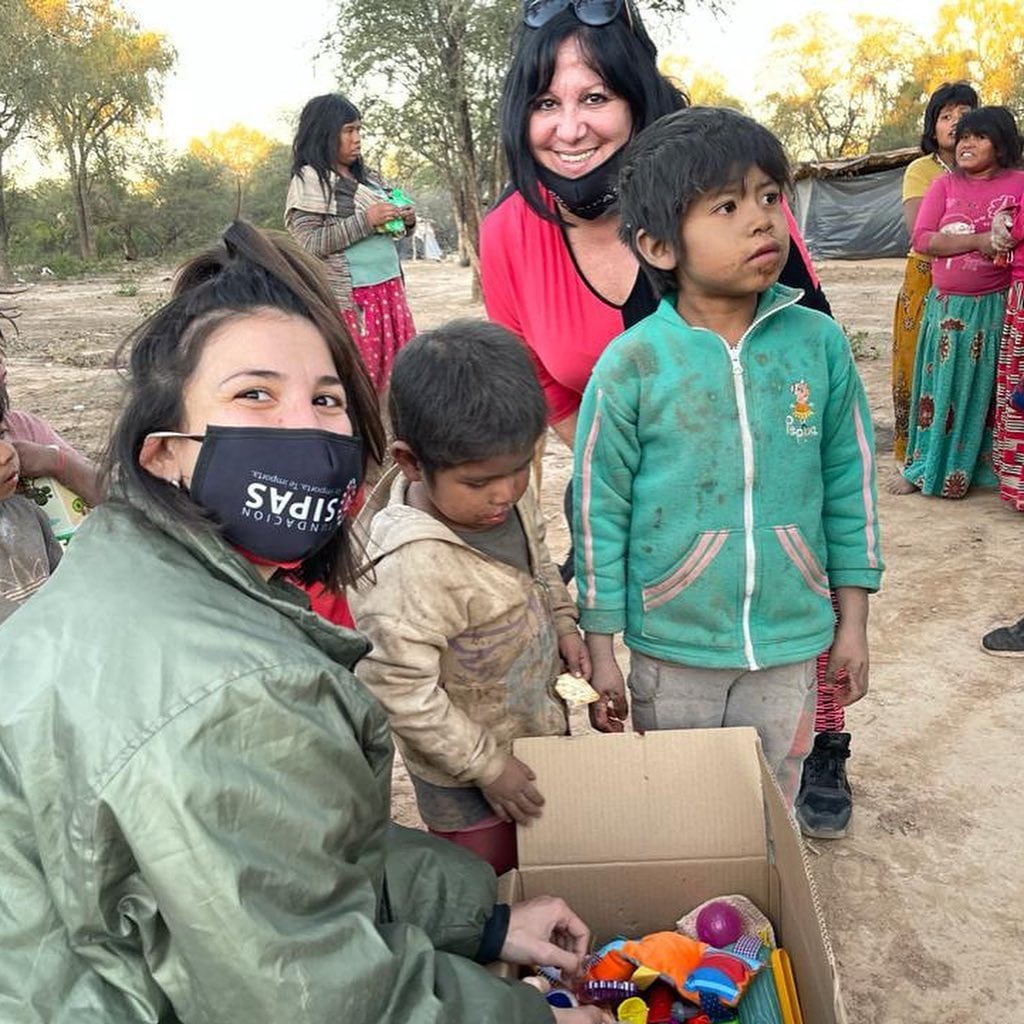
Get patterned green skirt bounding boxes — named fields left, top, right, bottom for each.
left=901, top=288, right=1005, bottom=497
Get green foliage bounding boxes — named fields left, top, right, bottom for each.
left=762, top=14, right=924, bottom=160
left=244, top=143, right=294, bottom=230
left=32, top=0, right=176, bottom=259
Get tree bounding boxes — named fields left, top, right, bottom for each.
left=327, top=0, right=715, bottom=297
left=761, top=13, right=924, bottom=160
left=189, top=124, right=276, bottom=220
left=924, top=0, right=1024, bottom=110
left=0, top=1, right=48, bottom=281
left=659, top=55, right=746, bottom=110
left=30, top=0, right=175, bottom=259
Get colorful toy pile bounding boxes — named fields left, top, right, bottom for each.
left=529, top=897, right=804, bottom=1024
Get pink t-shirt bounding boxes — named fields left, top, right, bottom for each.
left=912, top=169, right=1024, bottom=295
left=2, top=410, right=69, bottom=448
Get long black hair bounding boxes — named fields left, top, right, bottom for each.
left=291, top=93, right=370, bottom=195
left=104, top=220, right=385, bottom=590
left=920, top=81, right=978, bottom=155
left=499, top=5, right=688, bottom=221
left=954, top=105, right=1023, bottom=170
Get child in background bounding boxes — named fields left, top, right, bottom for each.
left=898, top=105, right=1024, bottom=498
left=0, top=403, right=62, bottom=623
left=574, top=107, right=883, bottom=804
left=348, top=321, right=589, bottom=874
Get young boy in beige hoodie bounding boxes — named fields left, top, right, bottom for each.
left=348, top=320, right=590, bottom=874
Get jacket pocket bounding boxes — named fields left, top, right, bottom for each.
left=639, top=530, right=740, bottom=648
left=753, top=524, right=832, bottom=646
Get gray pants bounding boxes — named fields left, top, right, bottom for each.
left=627, top=651, right=818, bottom=804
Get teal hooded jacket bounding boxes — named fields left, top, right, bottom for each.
left=574, top=285, right=883, bottom=670
left=0, top=488, right=551, bottom=1023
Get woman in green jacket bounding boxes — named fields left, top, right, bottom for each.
left=0, top=222, right=607, bottom=1024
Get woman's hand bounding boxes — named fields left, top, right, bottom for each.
left=552, top=1008, right=615, bottom=1023
left=400, top=205, right=417, bottom=227
left=366, top=203, right=401, bottom=228
left=482, top=756, right=544, bottom=824
left=501, top=895, right=591, bottom=977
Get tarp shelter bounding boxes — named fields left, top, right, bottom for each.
left=791, top=147, right=919, bottom=260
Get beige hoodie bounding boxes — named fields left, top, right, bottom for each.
left=348, top=468, right=576, bottom=789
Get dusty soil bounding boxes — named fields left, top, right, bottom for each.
left=6, top=257, right=1024, bottom=1023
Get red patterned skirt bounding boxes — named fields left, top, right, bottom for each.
left=995, top=280, right=1024, bottom=512
left=341, top=276, right=416, bottom=394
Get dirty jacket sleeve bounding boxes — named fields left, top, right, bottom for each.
left=820, top=329, right=884, bottom=590
left=353, top=541, right=510, bottom=787
left=525, top=488, right=579, bottom=639
left=88, top=665, right=549, bottom=1023
left=572, top=371, right=641, bottom=635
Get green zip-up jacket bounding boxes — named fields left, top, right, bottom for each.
left=574, top=285, right=883, bottom=670
left=0, top=488, right=551, bottom=1023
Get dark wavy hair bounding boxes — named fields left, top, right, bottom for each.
left=291, top=93, right=369, bottom=195
left=104, top=220, right=385, bottom=590
left=499, top=5, right=688, bottom=222
left=921, top=81, right=978, bottom=154
left=955, top=105, right=1023, bottom=169
left=389, top=319, right=546, bottom=474
left=619, top=107, right=791, bottom=296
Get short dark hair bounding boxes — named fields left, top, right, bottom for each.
left=389, top=319, right=547, bottom=473
left=921, top=81, right=979, bottom=154
left=499, top=6, right=688, bottom=222
left=618, top=106, right=791, bottom=296
left=955, top=105, right=1023, bottom=169
left=291, top=93, right=368, bottom=195
left=104, top=220, right=385, bottom=590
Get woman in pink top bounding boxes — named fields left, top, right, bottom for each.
left=480, top=0, right=831, bottom=449
left=899, top=106, right=1024, bottom=498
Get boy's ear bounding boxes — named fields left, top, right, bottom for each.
left=635, top=229, right=678, bottom=272
left=391, top=440, right=424, bottom=482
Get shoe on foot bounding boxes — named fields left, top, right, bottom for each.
left=981, top=617, right=1024, bottom=658
left=795, top=731, right=852, bottom=839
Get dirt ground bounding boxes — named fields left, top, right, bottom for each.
left=6, top=257, right=1023, bottom=1023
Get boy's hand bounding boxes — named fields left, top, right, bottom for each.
left=588, top=660, right=628, bottom=733
left=827, top=618, right=869, bottom=706
left=482, top=756, right=544, bottom=825
left=558, top=632, right=591, bottom=680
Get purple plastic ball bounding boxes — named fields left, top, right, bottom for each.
left=695, top=901, right=744, bottom=947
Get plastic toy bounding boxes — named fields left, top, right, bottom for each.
left=770, top=949, right=804, bottom=1024
left=696, top=901, right=744, bottom=948
left=381, top=187, right=414, bottom=236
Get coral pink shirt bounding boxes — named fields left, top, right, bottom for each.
left=480, top=189, right=822, bottom=424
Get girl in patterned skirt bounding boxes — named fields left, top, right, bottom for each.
left=898, top=107, right=1024, bottom=497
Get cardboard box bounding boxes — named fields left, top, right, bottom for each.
left=508, top=727, right=845, bottom=1023
left=19, top=476, right=90, bottom=541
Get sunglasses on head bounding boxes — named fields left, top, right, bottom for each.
left=523, top=0, right=633, bottom=29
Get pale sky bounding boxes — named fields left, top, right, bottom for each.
left=12, top=0, right=942, bottom=175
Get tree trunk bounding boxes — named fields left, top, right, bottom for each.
left=0, top=151, right=12, bottom=283
left=67, top=143, right=95, bottom=260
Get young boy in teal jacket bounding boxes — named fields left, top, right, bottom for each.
left=573, top=107, right=883, bottom=803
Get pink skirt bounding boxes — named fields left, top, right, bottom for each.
left=341, top=276, right=416, bottom=394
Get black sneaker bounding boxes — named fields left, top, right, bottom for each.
left=795, top=732, right=852, bottom=839
left=981, top=617, right=1024, bottom=658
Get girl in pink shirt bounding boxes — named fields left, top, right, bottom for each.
left=899, top=106, right=1024, bottom=498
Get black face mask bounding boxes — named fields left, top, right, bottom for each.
left=534, top=144, right=628, bottom=220
left=157, top=425, right=363, bottom=563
